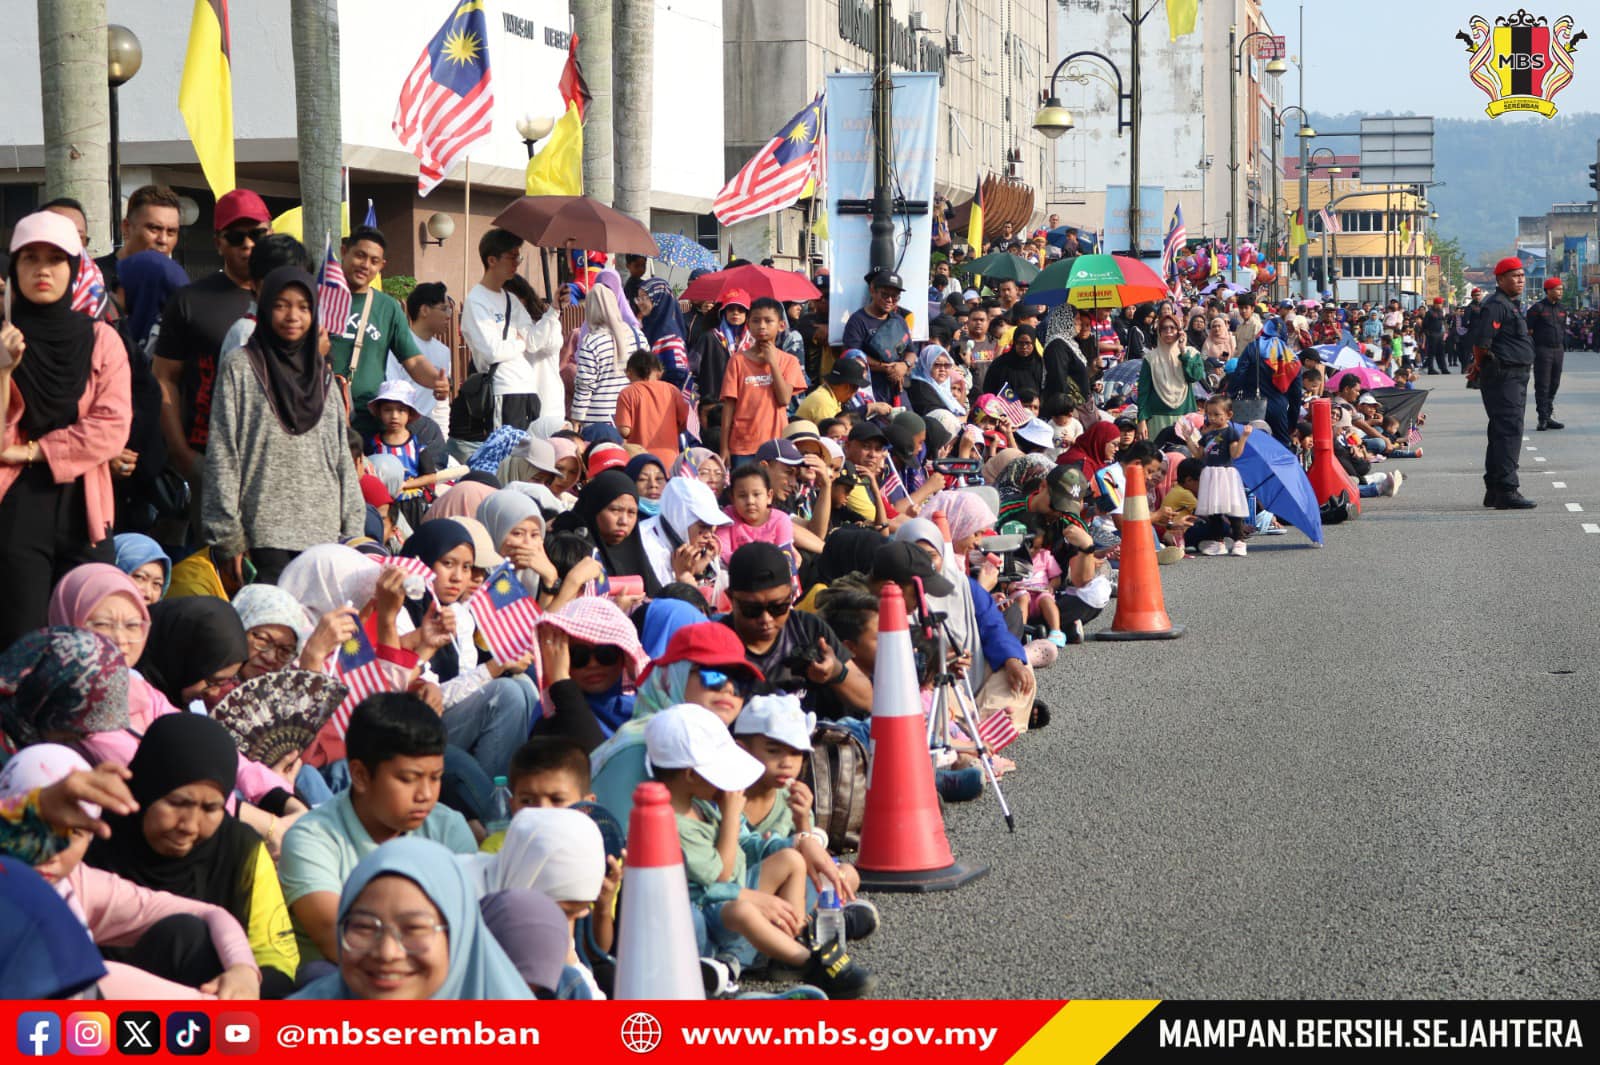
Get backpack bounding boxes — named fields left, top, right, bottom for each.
left=802, top=722, right=870, bottom=855
left=450, top=293, right=509, bottom=443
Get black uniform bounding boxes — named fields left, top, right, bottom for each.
left=1525, top=295, right=1567, bottom=428
left=1422, top=306, right=1448, bottom=373
left=1469, top=288, right=1535, bottom=503
left=1453, top=299, right=1483, bottom=369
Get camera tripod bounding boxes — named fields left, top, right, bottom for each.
left=915, top=600, right=1015, bottom=833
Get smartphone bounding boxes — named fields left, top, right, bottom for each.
left=608, top=575, right=645, bottom=599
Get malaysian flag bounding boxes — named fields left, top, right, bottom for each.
left=1160, top=205, right=1186, bottom=296
left=713, top=93, right=823, bottom=227
left=332, top=625, right=390, bottom=739
left=70, top=254, right=109, bottom=319
left=316, top=239, right=352, bottom=335
left=975, top=709, right=1019, bottom=754
left=995, top=383, right=1030, bottom=428
left=385, top=556, right=437, bottom=601
left=392, top=0, right=495, bottom=196
left=1319, top=206, right=1342, bottom=234
left=881, top=458, right=907, bottom=504
left=468, top=562, right=541, bottom=662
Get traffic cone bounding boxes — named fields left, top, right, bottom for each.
left=1306, top=397, right=1361, bottom=516
left=1094, top=460, right=1183, bottom=641
left=613, top=781, right=704, bottom=999
left=856, top=584, right=988, bottom=893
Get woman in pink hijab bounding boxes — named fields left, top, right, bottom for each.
left=422, top=479, right=498, bottom=523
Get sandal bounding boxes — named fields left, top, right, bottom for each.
left=1028, top=698, right=1051, bottom=730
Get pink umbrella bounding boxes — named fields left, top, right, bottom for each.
left=1327, top=366, right=1395, bottom=391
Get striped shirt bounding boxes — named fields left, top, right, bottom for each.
left=572, top=326, right=647, bottom=424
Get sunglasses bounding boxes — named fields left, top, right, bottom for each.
left=569, top=644, right=623, bottom=669
left=695, top=667, right=753, bottom=695
left=734, top=596, right=793, bottom=619
left=221, top=226, right=270, bottom=247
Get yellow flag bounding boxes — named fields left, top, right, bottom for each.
left=179, top=0, right=236, bottom=199
left=967, top=179, right=984, bottom=253
left=525, top=102, right=584, bottom=196
left=1166, top=0, right=1199, bottom=40
left=811, top=207, right=830, bottom=242
left=1289, top=209, right=1308, bottom=251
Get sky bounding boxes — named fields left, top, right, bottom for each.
left=1259, top=0, right=1600, bottom=120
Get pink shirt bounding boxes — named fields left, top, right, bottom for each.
left=67, top=862, right=257, bottom=973
left=0, top=322, right=131, bottom=544
left=715, top=506, right=795, bottom=563
left=1016, top=548, right=1062, bottom=594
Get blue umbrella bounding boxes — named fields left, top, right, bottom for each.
left=650, top=232, right=717, bottom=273
left=1101, top=357, right=1142, bottom=398
left=1233, top=423, right=1323, bottom=545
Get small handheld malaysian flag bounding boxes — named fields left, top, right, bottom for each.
left=995, top=383, right=1030, bottom=428
left=468, top=562, right=541, bottom=663
left=332, top=625, right=391, bottom=739
left=316, top=238, right=352, bottom=336
left=975, top=709, right=1019, bottom=754
left=384, top=556, right=436, bottom=602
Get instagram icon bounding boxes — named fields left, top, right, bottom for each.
left=66, top=1012, right=110, bottom=1056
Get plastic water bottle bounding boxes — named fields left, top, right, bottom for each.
left=815, top=889, right=845, bottom=954
left=487, top=776, right=513, bottom=834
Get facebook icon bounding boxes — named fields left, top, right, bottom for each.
left=16, top=1013, right=60, bottom=1057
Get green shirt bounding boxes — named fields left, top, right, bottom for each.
left=329, top=290, right=420, bottom=432
left=676, top=799, right=793, bottom=905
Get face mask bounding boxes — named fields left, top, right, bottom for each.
left=638, top=497, right=662, bottom=518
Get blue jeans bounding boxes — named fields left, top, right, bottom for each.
left=1363, top=435, right=1389, bottom=454
left=443, top=675, right=537, bottom=780
left=1359, top=483, right=1381, bottom=498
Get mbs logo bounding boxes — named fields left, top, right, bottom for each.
left=1458, top=9, right=1585, bottom=117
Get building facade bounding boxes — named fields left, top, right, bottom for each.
left=1282, top=155, right=1432, bottom=305
left=721, top=0, right=1056, bottom=267
left=1050, top=0, right=1280, bottom=254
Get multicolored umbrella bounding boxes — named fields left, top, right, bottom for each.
left=681, top=263, right=820, bottom=304
left=1028, top=253, right=1168, bottom=309
left=954, top=252, right=1039, bottom=284
left=650, top=232, right=718, bottom=273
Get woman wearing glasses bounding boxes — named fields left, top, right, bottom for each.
left=589, top=621, right=765, bottom=831
left=533, top=597, right=651, bottom=747
left=294, top=836, right=529, bottom=1000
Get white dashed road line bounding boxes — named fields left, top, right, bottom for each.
left=1584, top=524, right=1600, bottom=535
left=1535, top=457, right=1547, bottom=463
left=1566, top=503, right=1584, bottom=512
left=1552, top=482, right=1567, bottom=488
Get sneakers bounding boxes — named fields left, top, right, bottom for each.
left=1047, top=628, right=1069, bottom=647
left=842, top=899, right=879, bottom=942
left=702, top=955, right=739, bottom=997
left=1230, top=540, right=1248, bottom=557
left=802, top=932, right=877, bottom=999
left=1198, top=540, right=1225, bottom=556
left=1381, top=470, right=1404, bottom=497
left=1064, top=619, right=1086, bottom=644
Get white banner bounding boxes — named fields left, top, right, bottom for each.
left=825, top=71, right=940, bottom=344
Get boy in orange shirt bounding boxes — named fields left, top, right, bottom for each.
left=615, top=349, right=690, bottom=463
left=720, top=297, right=808, bottom=467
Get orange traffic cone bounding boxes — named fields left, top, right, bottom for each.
left=613, top=781, right=704, bottom=999
left=1307, top=397, right=1361, bottom=516
left=856, top=584, right=988, bottom=893
left=1094, top=460, right=1183, bottom=641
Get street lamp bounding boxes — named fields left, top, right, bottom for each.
left=1034, top=50, right=1133, bottom=249
left=1310, top=147, right=1340, bottom=294
left=1276, top=105, right=1315, bottom=299
left=1228, top=27, right=1285, bottom=288
left=516, top=114, right=555, bottom=159
left=420, top=212, right=455, bottom=246
left=107, top=25, right=142, bottom=251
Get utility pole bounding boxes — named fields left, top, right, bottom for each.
left=1126, top=3, right=1145, bottom=257
left=291, top=0, right=342, bottom=256
left=868, top=0, right=894, bottom=273
left=37, top=0, right=110, bottom=251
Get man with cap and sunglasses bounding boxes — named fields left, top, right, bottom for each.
left=720, top=543, right=873, bottom=714
left=842, top=267, right=914, bottom=405
left=1526, top=276, right=1567, bottom=431
left=1468, top=258, right=1536, bottom=509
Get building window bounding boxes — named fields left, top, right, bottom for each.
left=695, top=213, right=719, bottom=251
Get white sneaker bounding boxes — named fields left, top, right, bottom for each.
left=1382, top=470, right=1404, bottom=497
left=1230, top=540, right=1248, bottom=557
left=1198, top=540, right=1224, bottom=556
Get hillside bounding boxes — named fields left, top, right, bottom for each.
left=1306, top=110, right=1600, bottom=264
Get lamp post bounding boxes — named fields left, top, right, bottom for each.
left=516, top=114, right=555, bottom=159
left=1309, top=147, right=1339, bottom=297
left=107, top=25, right=142, bottom=252
left=1277, top=105, right=1314, bottom=300
left=1229, top=27, right=1286, bottom=286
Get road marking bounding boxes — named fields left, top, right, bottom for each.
left=1535, top=457, right=1548, bottom=463
left=1524, top=436, right=1531, bottom=441
left=1527, top=446, right=1538, bottom=452
left=1567, top=503, right=1584, bottom=512
left=1553, top=481, right=1567, bottom=488
left=1584, top=524, right=1600, bottom=534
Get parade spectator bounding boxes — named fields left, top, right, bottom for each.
left=719, top=298, right=806, bottom=468
left=571, top=285, right=647, bottom=427
left=94, top=184, right=183, bottom=309
left=464, top=229, right=563, bottom=432
left=615, top=349, right=689, bottom=463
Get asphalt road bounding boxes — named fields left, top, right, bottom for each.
left=848, top=357, right=1600, bottom=999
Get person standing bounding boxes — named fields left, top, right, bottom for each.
left=390, top=282, right=453, bottom=440
left=463, top=229, right=564, bottom=433
left=1421, top=297, right=1449, bottom=375
left=1453, top=288, right=1484, bottom=371
left=1468, top=259, right=1536, bottom=510
left=841, top=268, right=913, bottom=406
left=1526, top=277, right=1566, bottom=432
left=94, top=184, right=183, bottom=311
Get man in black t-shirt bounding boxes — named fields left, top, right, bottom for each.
left=841, top=267, right=913, bottom=405
left=718, top=543, right=873, bottom=715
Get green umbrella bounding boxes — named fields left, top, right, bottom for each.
left=954, top=252, right=1039, bottom=284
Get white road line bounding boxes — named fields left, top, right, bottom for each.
left=1524, top=436, right=1531, bottom=441
left=1553, top=481, right=1567, bottom=488
left=1536, top=457, right=1548, bottom=463
left=1527, top=446, right=1538, bottom=452
left=1567, top=503, right=1584, bottom=512
left=1584, top=524, right=1600, bottom=534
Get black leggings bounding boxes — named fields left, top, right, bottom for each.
left=0, top=466, right=112, bottom=649
left=102, top=913, right=223, bottom=988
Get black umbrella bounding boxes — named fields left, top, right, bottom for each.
left=1368, top=386, right=1428, bottom=429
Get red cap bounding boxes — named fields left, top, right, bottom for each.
left=1433, top=297, right=1444, bottom=304
left=360, top=475, right=394, bottom=507
left=586, top=444, right=628, bottom=479
left=214, top=189, right=271, bottom=232
left=1544, top=277, right=1563, bottom=290
left=1493, top=256, right=1524, bottom=277
left=1471, top=288, right=1482, bottom=296
left=721, top=288, right=751, bottom=310
left=637, top=621, right=764, bottom=687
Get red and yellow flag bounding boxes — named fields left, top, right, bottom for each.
left=179, top=0, right=235, bottom=199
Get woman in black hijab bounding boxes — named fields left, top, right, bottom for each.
left=982, top=324, right=1047, bottom=398
left=135, top=598, right=250, bottom=712
left=87, top=713, right=298, bottom=997
left=565, top=470, right=662, bottom=598
left=202, top=266, right=364, bottom=586
left=0, top=211, right=131, bottom=645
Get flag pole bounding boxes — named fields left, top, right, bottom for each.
left=462, top=156, right=472, bottom=316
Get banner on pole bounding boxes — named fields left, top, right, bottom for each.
left=825, top=71, right=940, bottom=345
left=1102, top=185, right=1166, bottom=258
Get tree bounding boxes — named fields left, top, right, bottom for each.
left=612, top=0, right=652, bottom=225
left=291, top=0, right=342, bottom=260
left=1434, top=234, right=1467, bottom=299
left=37, top=1, right=110, bottom=250
left=574, top=0, right=613, bottom=205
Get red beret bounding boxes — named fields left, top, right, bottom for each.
left=1433, top=297, right=1444, bottom=304
left=1494, top=257, right=1524, bottom=276
left=1543, top=277, right=1562, bottom=290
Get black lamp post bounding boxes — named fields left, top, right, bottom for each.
left=107, top=25, right=143, bottom=252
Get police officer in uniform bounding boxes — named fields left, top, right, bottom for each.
left=1526, top=276, right=1567, bottom=431
left=1468, top=258, right=1536, bottom=509
left=1454, top=288, right=1484, bottom=371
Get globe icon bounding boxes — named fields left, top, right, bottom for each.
left=620, top=1012, right=663, bottom=1054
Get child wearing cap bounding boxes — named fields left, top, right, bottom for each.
left=367, top=381, right=444, bottom=516
left=645, top=704, right=875, bottom=998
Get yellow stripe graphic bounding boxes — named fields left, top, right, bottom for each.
left=1008, top=1000, right=1161, bottom=1064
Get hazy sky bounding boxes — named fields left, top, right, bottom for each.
left=1259, top=0, right=1600, bottom=121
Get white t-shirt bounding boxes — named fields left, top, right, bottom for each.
left=461, top=284, right=565, bottom=418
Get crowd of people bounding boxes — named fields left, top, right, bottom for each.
left=2, top=187, right=1439, bottom=1002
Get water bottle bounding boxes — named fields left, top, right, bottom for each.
left=814, top=889, right=845, bottom=954
left=487, top=776, right=513, bottom=835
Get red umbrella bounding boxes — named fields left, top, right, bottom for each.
left=490, top=196, right=659, bottom=256
left=681, top=264, right=820, bottom=304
